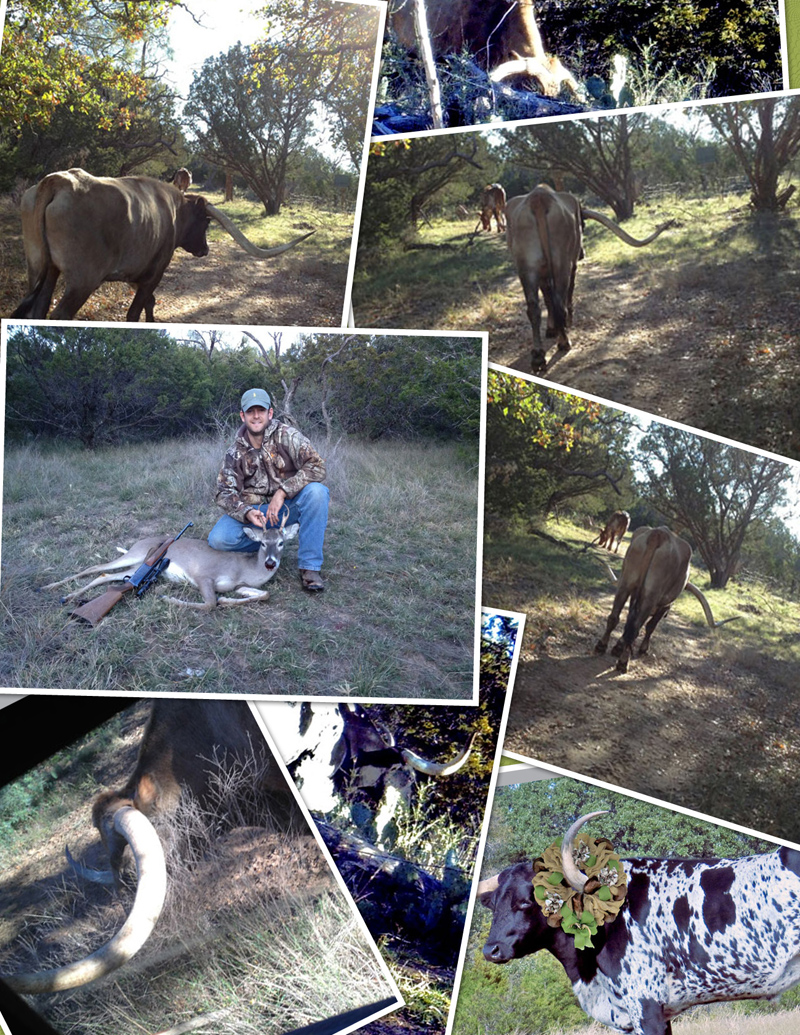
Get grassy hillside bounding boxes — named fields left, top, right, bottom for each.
left=0, top=434, right=480, bottom=698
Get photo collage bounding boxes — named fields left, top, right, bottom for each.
left=0, top=2, right=799, bottom=1034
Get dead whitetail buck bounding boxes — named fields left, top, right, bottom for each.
left=42, top=517, right=299, bottom=617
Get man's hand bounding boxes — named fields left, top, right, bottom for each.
left=245, top=508, right=268, bottom=528
left=265, top=489, right=287, bottom=526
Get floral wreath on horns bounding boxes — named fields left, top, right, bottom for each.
left=532, top=815, right=628, bottom=951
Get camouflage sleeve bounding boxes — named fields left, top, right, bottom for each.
left=278, top=427, right=327, bottom=498
left=214, top=447, right=253, bottom=521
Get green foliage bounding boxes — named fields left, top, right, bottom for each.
left=290, top=333, right=481, bottom=441
left=5, top=327, right=478, bottom=447
left=185, top=3, right=378, bottom=212
left=255, top=0, right=380, bottom=169
left=484, top=779, right=776, bottom=877
left=454, top=948, right=587, bottom=1035
left=0, top=0, right=182, bottom=182
left=0, top=716, right=119, bottom=858
left=359, top=133, right=491, bottom=245
left=486, top=372, right=634, bottom=520
left=637, top=423, right=794, bottom=588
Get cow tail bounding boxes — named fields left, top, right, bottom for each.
left=627, top=529, right=669, bottom=625
left=530, top=192, right=567, bottom=332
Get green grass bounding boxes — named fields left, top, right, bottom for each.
left=352, top=189, right=800, bottom=458
left=354, top=219, right=510, bottom=330
left=484, top=515, right=800, bottom=665
left=0, top=434, right=479, bottom=698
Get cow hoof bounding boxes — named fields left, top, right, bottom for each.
left=610, top=641, right=623, bottom=657
left=557, top=342, right=572, bottom=353
left=594, top=641, right=607, bottom=655
left=531, top=351, right=547, bottom=373
left=615, top=657, right=629, bottom=673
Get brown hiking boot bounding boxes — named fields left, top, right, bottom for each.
left=300, top=569, right=325, bottom=592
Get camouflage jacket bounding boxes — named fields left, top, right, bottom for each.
left=215, top=420, right=327, bottom=522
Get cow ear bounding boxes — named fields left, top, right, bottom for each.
left=478, top=874, right=500, bottom=908
left=479, top=887, right=497, bottom=910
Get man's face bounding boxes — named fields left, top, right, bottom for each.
left=241, top=405, right=273, bottom=439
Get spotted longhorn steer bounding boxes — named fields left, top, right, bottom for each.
left=260, top=701, right=474, bottom=845
left=479, top=812, right=800, bottom=1035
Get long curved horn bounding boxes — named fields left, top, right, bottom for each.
left=205, top=203, right=315, bottom=258
left=561, top=810, right=608, bottom=892
left=65, top=844, right=116, bottom=885
left=684, top=581, right=716, bottom=628
left=477, top=874, right=499, bottom=896
left=3, top=807, right=167, bottom=993
left=683, top=582, right=740, bottom=629
left=401, top=732, right=476, bottom=776
left=582, top=207, right=674, bottom=247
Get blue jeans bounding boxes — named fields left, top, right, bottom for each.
left=207, top=482, right=329, bottom=571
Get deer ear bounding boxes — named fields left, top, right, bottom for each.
left=283, top=522, right=300, bottom=541
left=243, top=525, right=261, bottom=541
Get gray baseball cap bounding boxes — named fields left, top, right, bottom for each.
left=241, top=388, right=271, bottom=412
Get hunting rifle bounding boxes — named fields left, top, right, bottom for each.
left=70, top=522, right=194, bottom=628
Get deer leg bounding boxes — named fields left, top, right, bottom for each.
left=41, top=542, right=159, bottom=590
left=58, top=566, right=140, bottom=604
left=215, top=588, right=270, bottom=606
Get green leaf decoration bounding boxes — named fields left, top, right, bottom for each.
left=530, top=830, right=629, bottom=949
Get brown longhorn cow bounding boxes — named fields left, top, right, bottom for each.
left=387, top=0, right=579, bottom=97
left=11, top=168, right=315, bottom=322
left=1, top=699, right=473, bottom=994
left=594, top=525, right=716, bottom=673
left=171, top=167, right=192, bottom=193
left=477, top=183, right=507, bottom=233
left=505, top=184, right=673, bottom=373
left=596, top=510, right=630, bottom=552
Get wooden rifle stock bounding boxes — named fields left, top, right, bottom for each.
left=69, top=536, right=177, bottom=628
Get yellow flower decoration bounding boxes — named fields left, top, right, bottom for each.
left=531, top=832, right=628, bottom=946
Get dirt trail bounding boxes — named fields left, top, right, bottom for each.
left=502, top=609, right=800, bottom=841
left=150, top=235, right=349, bottom=326
left=488, top=247, right=800, bottom=459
